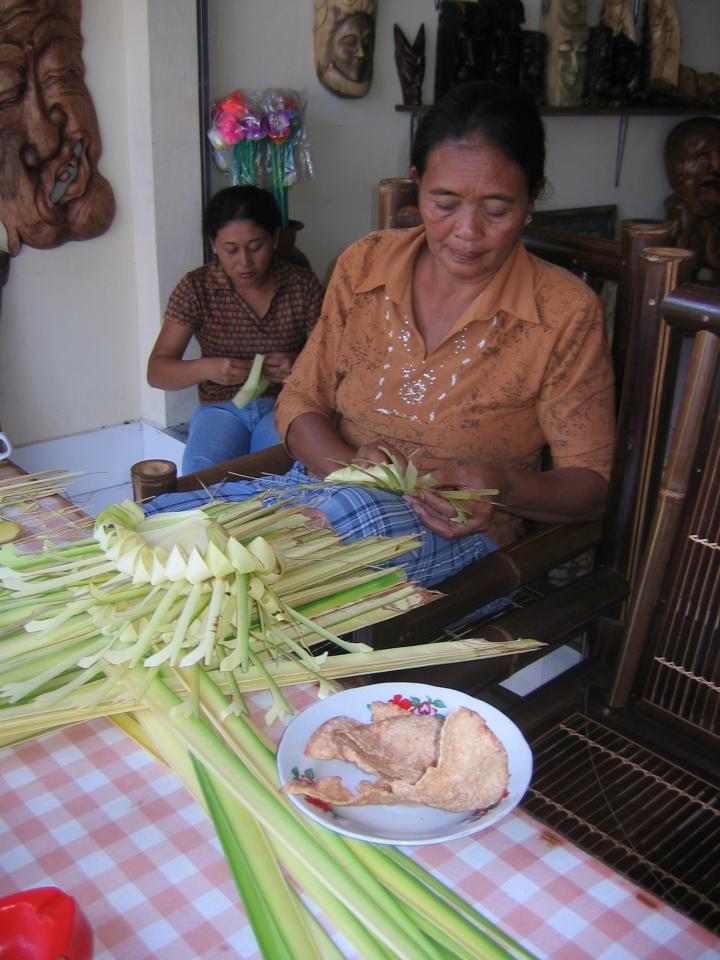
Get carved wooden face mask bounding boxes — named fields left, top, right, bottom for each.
left=0, top=0, right=115, bottom=255
left=314, top=0, right=377, bottom=99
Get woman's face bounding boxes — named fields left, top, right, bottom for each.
left=212, top=219, right=275, bottom=291
left=414, top=137, right=532, bottom=286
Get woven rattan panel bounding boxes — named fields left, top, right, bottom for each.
left=522, top=713, right=720, bottom=932
left=639, top=401, right=720, bottom=738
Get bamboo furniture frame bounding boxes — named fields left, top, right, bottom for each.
left=609, top=281, right=720, bottom=726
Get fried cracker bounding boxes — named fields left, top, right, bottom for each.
left=283, top=776, right=396, bottom=805
left=334, top=714, right=442, bottom=782
left=389, top=707, right=508, bottom=811
left=305, top=716, right=362, bottom=759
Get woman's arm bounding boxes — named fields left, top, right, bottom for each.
left=410, top=463, right=608, bottom=540
left=285, top=412, right=356, bottom=477
left=147, top=321, right=252, bottom=391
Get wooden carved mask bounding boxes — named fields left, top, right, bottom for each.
left=0, top=0, right=115, bottom=256
left=314, top=0, right=377, bottom=99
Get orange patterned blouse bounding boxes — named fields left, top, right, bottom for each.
left=275, top=226, right=615, bottom=546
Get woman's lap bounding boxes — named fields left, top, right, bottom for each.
left=148, top=462, right=507, bottom=601
left=182, top=398, right=280, bottom=473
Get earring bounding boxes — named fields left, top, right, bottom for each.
left=525, top=214, right=533, bottom=226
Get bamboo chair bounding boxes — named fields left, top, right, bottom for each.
left=608, top=281, right=720, bottom=737
left=131, top=219, right=692, bottom=698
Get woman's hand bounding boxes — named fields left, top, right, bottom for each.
left=407, top=464, right=505, bottom=541
left=204, top=356, right=253, bottom=386
left=352, top=441, right=408, bottom=470
left=263, top=352, right=297, bottom=384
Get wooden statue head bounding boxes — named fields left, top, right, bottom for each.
left=0, top=0, right=115, bottom=256
left=314, top=0, right=377, bottom=99
left=665, top=117, right=720, bottom=278
left=665, top=118, right=720, bottom=221
left=540, top=0, right=588, bottom=107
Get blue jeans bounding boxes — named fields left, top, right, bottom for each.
left=181, top=398, right=280, bottom=474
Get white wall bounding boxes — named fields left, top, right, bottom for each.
left=0, top=0, right=717, bottom=454
left=0, top=0, right=202, bottom=449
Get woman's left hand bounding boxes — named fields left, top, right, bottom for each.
left=263, top=352, right=297, bottom=383
left=407, top=464, right=504, bottom=540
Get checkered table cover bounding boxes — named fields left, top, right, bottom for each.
left=2, top=685, right=717, bottom=960
left=1, top=461, right=717, bottom=958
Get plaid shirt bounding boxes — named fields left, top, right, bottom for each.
left=165, top=256, right=323, bottom=403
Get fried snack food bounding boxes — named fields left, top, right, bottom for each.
left=283, top=705, right=509, bottom=812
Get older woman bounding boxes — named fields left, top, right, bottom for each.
left=149, top=82, right=614, bottom=590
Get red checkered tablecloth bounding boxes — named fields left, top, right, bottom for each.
left=1, top=461, right=718, bottom=957
left=2, top=690, right=718, bottom=960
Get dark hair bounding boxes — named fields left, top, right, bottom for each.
left=410, top=82, right=546, bottom=201
left=204, top=185, right=281, bottom=240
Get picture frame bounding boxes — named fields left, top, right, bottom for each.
left=532, top=204, right=618, bottom=239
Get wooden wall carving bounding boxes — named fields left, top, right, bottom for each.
left=0, top=0, right=115, bottom=257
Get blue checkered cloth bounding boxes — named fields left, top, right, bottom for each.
left=146, top=462, right=507, bottom=608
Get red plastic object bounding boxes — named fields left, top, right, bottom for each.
left=0, top=887, right=93, bottom=960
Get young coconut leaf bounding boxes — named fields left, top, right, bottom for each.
left=313, top=448, right=499, bottom=523
left=233, top=353, right=270, bottom=410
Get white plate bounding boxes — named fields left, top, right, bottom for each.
left=276, top=681, right=532, bottom=846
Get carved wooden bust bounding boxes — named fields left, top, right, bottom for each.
left=665, top=117, right=720, bottom=280
left=314, top=0, right=377, bottom=99
left=0, top=0, right=115, bottom=256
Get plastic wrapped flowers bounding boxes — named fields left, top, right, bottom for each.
left=208, top=88, right=314, bottom=226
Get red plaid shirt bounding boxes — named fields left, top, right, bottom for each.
left=165, top=256, right=324, bottom=403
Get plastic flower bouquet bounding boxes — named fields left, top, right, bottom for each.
left=208, top=88, right=314, bottom=227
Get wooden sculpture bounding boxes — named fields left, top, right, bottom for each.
left=0, top=0, right=115, bottom=258
left=540, top=0, right=589, bottom=107
left=393, top=23, right=425, bottom=107
left=665, top=117, right=720, bottom=282
left=584, top=0, right=640, bottom=105
left=600, top=0, right=637, bottom=42
left=647, top=0, right=680, bottom=90
left=314, top=0, right=377, bottom=99
left=434, top=1, right=497, bottom=101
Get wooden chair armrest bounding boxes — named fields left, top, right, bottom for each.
left=369, top=519, right=603, bottom=649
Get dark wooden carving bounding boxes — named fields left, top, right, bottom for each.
left=0, top=0, right=115, bottom=256
left=492, top=1, right=525, bottom=87
left=519, top=30, right=547, bottom=104
left=434, top=1, right=496, bottom=101
left=584, top=24, right=641, bottom=105
left=393, top=23, right=425, bottom=107
left=664, top=117, right=720, bottom=282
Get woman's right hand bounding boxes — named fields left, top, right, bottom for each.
left=352, top=441, right=408, bottom=471
left=203, top=356, right=253, bottom=386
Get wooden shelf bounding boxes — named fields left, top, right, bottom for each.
left=395, top=102, right=719, bottom=187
